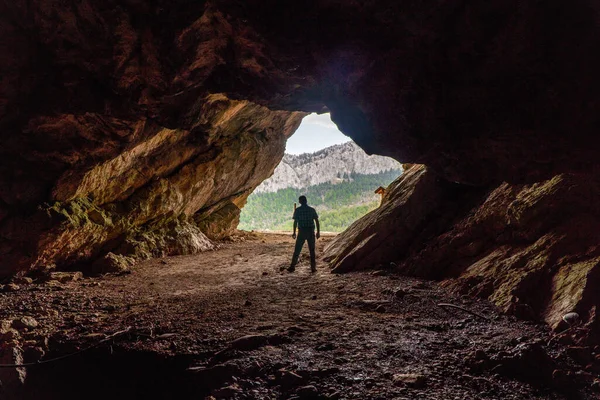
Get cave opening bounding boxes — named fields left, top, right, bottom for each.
left=238, top=113, right=404, bottom=234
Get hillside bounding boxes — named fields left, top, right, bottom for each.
left=239, top=169, right=402, bottom=232
left=254, top=141, right=402, bottom=193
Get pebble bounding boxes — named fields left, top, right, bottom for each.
left=392, top=373, right=427, bottom=388
left=12, top=316, right=39, bottom=330
left=49, top=271, right=83, bottom=283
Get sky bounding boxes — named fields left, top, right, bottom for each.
left=285, top=113, right=351, bottom=155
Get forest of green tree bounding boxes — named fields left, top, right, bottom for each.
left=238, top=169, right=402, bottom=232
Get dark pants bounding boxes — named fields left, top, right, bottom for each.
left=291, top=228, right=316, bottom=268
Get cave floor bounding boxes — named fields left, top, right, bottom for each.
left=1, top=233, right=594, bottom=400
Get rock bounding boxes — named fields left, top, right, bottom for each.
left=463, top=349, right=490, bottom=373
left=0, top=329, right=20, bottom=343
left=188, top=362, right=241, bottom=386
left=45, top=280, right=65, bottom=291
left=491, top=342, right=554, bottom=383
left=212, top=384, right=242, bottom=398
left=12, top=317, right=39, bottom=330
left=91, top=253, right=135, bottom=275
left=566, top=346, right=593, bottom=366
left=244, top=300, right=252, bottom=306
left=23, top=346, right=45, bottom=363
left=324, top=167, right=600, bottom=344
left=333, top=357, right=348, bottom=365
left=1, top=319, right=12, bottom=333
left=0, top=346, right=26, bottom=391
left=2, top=283, right=20, bottom=292
left=195, top=202, right=243, bottom=241
left=316, top=343, right=335, bottom=352
left=49, top=271, right=83, bottom=283
left=278, top=370, right=306, bottom=388
left=563, top=312, right=580, bottom=325
left=371, top=270, right=388, bottom=276
left=255, top=142, right=401, bottom=193
left=296, top=385, right=319, bottom=398
left=374, top=304, right=386, bottom=313
left=392, top=373, right=427, bottom=388
left=229, top=334, right=269, bottom=351
left=267, top=333, right=292, bottom=346
left=12, top=276, right=33, bottom=285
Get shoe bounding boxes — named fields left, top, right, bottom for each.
left=287, top=266, right=295, bottom=272
left=310, top=266, right=317, bottom=273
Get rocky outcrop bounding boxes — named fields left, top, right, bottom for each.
left=254, top=142, right=402, bottom=193
left=323, top=166, right=485, bottom=273
left=325, top=166, right=600, bottom=339
left=0, top=93, right=303, bottom=276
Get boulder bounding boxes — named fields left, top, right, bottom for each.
left=49, top=271, right=83, bottom=283
left=91, top=253, right=135, bottom=275
left=324, top=166, right=484, bottom=273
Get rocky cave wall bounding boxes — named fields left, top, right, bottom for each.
left=2, top=0, right=600, bottom=336
left=0, top=0, right=306, bottom=276
left=325, top=166, right=600, bottom=338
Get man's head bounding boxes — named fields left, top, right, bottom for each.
left=298, top=195, right=307, bottom=205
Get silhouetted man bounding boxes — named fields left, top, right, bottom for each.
left=289, top=195, right=320, bottom=272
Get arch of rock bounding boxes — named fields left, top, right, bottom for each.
left=1, top=1, right=599, bottom=338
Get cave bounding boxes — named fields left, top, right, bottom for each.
left=2, top=1, right=600, bottom=399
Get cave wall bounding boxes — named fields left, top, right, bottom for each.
left=1, top=0, right=600, bottom=339
left=5, top=1, right=600, bottom=189
left=1, top=92, right=303, bottom=276
left=0, top=1, right=313, bottom=277
left=214, top=0, right=600, bottom=184
left=325, top=166, right=600, bottom=339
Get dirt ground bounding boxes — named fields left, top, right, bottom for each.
left=0, top=233, right=597, bottom=399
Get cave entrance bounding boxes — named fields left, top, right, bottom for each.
left=238, top=113, right=403, bottom=233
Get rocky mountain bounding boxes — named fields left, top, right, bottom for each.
left=254, top=142, right=402, bottom=193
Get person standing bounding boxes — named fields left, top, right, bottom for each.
left=289, top=195, right=320, bottom=272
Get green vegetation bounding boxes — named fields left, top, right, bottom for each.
left=239, top=169, right=401, bottom=232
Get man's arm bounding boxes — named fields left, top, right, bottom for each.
left=292, top=220, right=297, bottom=239
left=315, top=218, right=320, bottom=239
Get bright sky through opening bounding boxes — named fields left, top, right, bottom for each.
left=285, top=113, right=351, bottom=155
